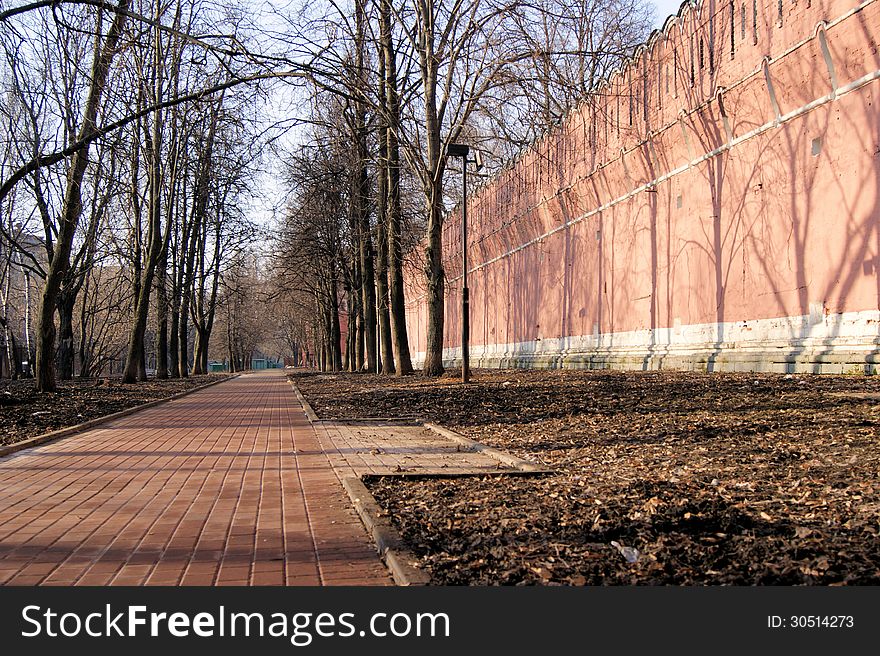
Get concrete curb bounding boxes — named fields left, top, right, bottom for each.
left=423, top=422, right=548, bottom=472
left=314, top=417, right=423, bottom=426
left=0, top=374, right=239, bottom=459
left=341, top=476, right=431, bottom=586
left=288, top=381, right=321, bottom=422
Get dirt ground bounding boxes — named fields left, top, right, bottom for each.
left=0, top=374, right=231, bottom=446
left=292, top=368, right=880, bottom=585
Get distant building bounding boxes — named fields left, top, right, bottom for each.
left=1, top=231, right=44, bottom=378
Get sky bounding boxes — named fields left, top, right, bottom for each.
left=250, top=0, right=700, bottom=232
left=652, top=0, right=688, bottom=28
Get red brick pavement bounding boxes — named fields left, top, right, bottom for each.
left=0, top=371, right=391, bottom=586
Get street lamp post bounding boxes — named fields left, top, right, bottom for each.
left=445, top=143, right=482, bottom=384
left=372, top=249, right=380, bottom=375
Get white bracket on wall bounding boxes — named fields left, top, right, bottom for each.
left=815, top=23, right=839, bottom=99
left=619, top=147, right=633, bottom=188
left=762, top=57, right=783, bottom=125
left=647, top=133, right=661, bottom=173
left=678, top=110, right=695, bottom=162
left=715, top=87, right=734, bottom=143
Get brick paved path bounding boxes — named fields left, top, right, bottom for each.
left=0, top=371, right=391, bottom=586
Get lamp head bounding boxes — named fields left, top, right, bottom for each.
left=446, top=143, right=469, bottom=158
left=473, top=149, right=483, bottom=171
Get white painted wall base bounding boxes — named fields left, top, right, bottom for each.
left=412, top=310, right=880, bottom=375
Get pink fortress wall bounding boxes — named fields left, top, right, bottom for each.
left=405, top=0, right=880, bottom=373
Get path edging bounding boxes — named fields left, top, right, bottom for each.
left=289, top=380, right=321, bottom=422
left=422, top=422, right=548, bottom=472
left=0, top=374, right=240, bottom=459
left=341, top=476, right=431, bottom=586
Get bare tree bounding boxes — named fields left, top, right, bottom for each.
left=476, top=0, right=652, bottom=158
left=386, top=0, right=519, bottom=375
left=122, top=0, right=169, bottom=383
left=32, top=1, right=132, bottom=392
left=377, top=0, right=411, bottom=374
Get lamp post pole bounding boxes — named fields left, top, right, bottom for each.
left=460, top=154, right=469, bottom=384
left=446, top=143, right=481, bottom=384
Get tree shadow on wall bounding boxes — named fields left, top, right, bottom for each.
left=745, top=12, right=880, bottom=373
left=671, top=6, right=879, bottom=374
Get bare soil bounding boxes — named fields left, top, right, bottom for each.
left=0, top=374, right=232, bottom=446
left=292, top=368, right=880, bottom=585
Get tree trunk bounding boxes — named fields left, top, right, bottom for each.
left=129, top=115, right=143, bottom=375
left=354, top=0, right=376, bottom=373
left=356, top=308, right=365, bottom=371
left=178, top=95, right=221, bottom=377
left=178, top=303, right=190, bottom=377
left=35, top=1, right=132, bottom=392
left=421, top=26, right=446, bottom=377
left=380, top=0, right=413, bottom=375
left=169, top=215, right=182, bottom=378
left=122, top=276, right=152, bottom=383
left=189, top=204, right=222, bottom=376
left=200, top=338, right=208, bottom=373
left=376, top=209, right=394, bottom=375
left=169, top=294, right=180, bottom=377
left=329, top=269, right=342, bottom=371
left=191, top=327, right=206, bottom=375
left=123, top=166, right=161, bottom=385
left=56, top=290, right=76, bottom=379
left=6, top=330, right=22, bottom=379
left=1, top=254, right=16, bottom=379
left=346, top=288, right=357, bottom=372
left=226, top=300, right=235, bottom=372
left=77, top=281, right=91, bottom=378
left=155, top=248, right=169, bottom=378
left=122, top=18, right=164, bottom=384
left=165, top=14, right=184, bottom=381
left=422, top=187, right=446, bottom=376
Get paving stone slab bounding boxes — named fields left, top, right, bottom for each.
left=314, top=421, right=520, bottom=477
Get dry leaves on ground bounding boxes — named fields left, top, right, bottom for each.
left=0, top=375, right=231, bottom=446
left=294, top=369, right=880, bottom=585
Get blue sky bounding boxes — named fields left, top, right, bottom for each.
left=652, top=0, right=688, bottom=28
